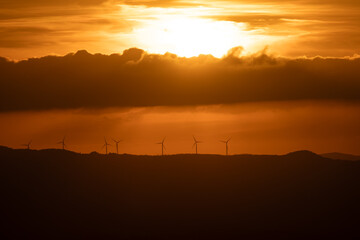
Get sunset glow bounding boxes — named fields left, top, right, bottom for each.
left=1, top=1, right=359, bottom=59
left=1, top=1, right=360, bottom=238
left=133, top=15, right=251, bottom=57
left=0, top=0, right=359, bottom=155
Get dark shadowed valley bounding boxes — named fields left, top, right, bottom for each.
left=1, top=146, right=359, bottom=239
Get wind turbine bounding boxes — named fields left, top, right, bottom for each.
left=193, top=136, right=202, bottom=154
left=103, top=137, right=111, bottom=155
left=156, top=137, right=166, bottom=156
left=220, top=137, right=231, bottom=156
left=22, top=140, right=32, bottom=150
left=112, top=138, right=122, bottom=154
left=58, top=136, right=66, bottom=150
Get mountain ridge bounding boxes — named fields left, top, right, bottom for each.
left=1, top=145, right=359, bottom=239
left=0, top=145, right=344, bottom=160
left=321, top=152, right=360, bottom=161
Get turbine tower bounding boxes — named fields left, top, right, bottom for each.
left=220, top=137, right=231, bottom=156
left=193, top=136, right=202, bottom=154
left=103, top=137, right=111, bottom=155
left=58, top=136, right=66, bottom=150
left=22, top=140, right=32, bottom=150
left=156, top=137, right=166, bottom=156
left=112, top=139, right=122, bottom=154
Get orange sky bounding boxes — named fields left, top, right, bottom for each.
left=1, top=101, right=360, bottom=155
left=1, top=0, right=360, bottom=59
left=0, top=0, right=359, bottom=155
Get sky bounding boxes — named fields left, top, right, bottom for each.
left=0, top=0, right=359, bottom=154
left=1, top=0, right=360, bottom=59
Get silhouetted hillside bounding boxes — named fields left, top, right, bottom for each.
left=1, top=146, right=359, bottom=239
left=321, top=152, right=360, bottom=161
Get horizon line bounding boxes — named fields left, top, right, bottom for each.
left=1, top=145, right=358, bottom=158
left=3, top=47, right=360, bottom=62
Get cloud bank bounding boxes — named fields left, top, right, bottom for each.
left=0, top=48, right=359, bottom=112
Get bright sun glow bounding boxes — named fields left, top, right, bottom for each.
left=133, top=15, right=251, bottom=58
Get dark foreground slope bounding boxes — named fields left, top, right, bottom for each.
left=321, top=152, right=360, bottom=161
left=1, top=147, right=359, bottom=239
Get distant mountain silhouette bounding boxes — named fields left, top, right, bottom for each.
left=321, top=152, right=360, bottom=161
left=1, top=146, right=359, bottom=239
left=284, top=150, right=323, bottom=159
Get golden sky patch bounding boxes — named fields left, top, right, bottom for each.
left=0, top=0, right=359, bottom=59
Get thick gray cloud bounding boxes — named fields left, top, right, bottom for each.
left=0, top=48, right=359, bottom=112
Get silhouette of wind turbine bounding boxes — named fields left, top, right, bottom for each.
left=193, top=136, right=202, bottom=154
left=57, top=136, right=66, bottom=150
left=112, top=138, right=122, bottom=154
left=156, top=137, right=166, bottom=156
left=22, top=140, right=32, bottom=150
left=103, top=137, right=111, bottom=155
left=220, top=137, right=231, bottom=156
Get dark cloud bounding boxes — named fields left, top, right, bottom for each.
left=124, top=0, right=360, bottom=8
left=224, top=0, right=360, bottom=7
left=0, top=26, right=56, bottom=48
left=0, top=0, right=198, bottom=9
left=2, top=0, right=360, bottom=8
left=0, top=0, right=110, bottom=7
left=0, top=7, right=99, bottom=20
left=207, top=8, right=360, bottom=56
left=0, top=48, right=359, bottom=112
left=0, top=13, right=133, bottom=50
left=0, top=24, right=122, bottom=49
left=208, top=14, right=289, bottom=30
left=281, top=31, right=360, bottom=57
